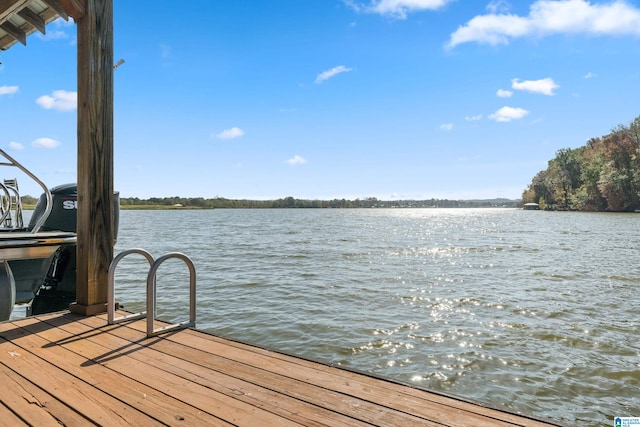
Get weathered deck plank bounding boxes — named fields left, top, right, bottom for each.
left=18, top=317, right=304, bottom=427
left=0, top=311, right=563, bottom=426
left=0, top=318, right=236, bottom=427
left=0, top=368, right=89, bottom=426
left=73, top=316, right=530, bottom=427
left=0, top=401, right=30, bottom=427
left=0, top=324, right=165, bottom=426
left=48, top=314, right=441, bottom=427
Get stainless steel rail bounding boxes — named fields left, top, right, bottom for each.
left=108, top=249, right=196, bottom=337
left=0, top=148, right=51, bottom=233
left=146, top=252, right=196, bottom=337
left=107, top=248, right=154, bottom=324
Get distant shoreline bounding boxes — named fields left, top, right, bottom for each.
left=22, top=198, right=522, bottom=210
left=117, top=205, right=520, bottom=210
left=117, top=197, right=521, bottom=210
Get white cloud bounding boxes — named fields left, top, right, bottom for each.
left=315, top=65, right=353, bottom=84
left=32, top=137, right=61, bottom=149
left=497, top=89, right=513, bottom=98
left=0, top=85, right=19, bottom=96
left=37, top=17, right=72, bottom=41
left=465, top=114, right=483, bottom=121
left=36, top=90, right=77, bottom=111
left=440, top=123, right=453, bottom=131
left=41, top=30, right=69, bottom=41
left=344, top=0, right=452, bottom=19
left=214, top=127, right=244, bottom=140
left=447, top=0, right=640, bottom=49
left=8, top=141, right=23, bottom=150
left=512, top=77, right=559, bottom=95
left=584, top=71, right=597, bottom=79
left=486, top=0, right=512, bottom=14
left=489, top=106, right=529, bottom=122
left=285, top=155, right=307, bottom=165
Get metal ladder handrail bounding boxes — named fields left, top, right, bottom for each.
left=107, top=248, right=154, bottom=324
left=4, top=179, right=23, bottom=229
left=0, top=148, right=52, bottom=233
left=0, top=182, right=12, bottom=227
left=146, top=252, right=196, bottom=337
left=108, top=249, right=196, bottom=337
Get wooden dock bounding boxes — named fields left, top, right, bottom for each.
left=0, top=311, right=562, bottom=426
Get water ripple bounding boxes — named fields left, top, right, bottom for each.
left=113, top=208, right=640, bottom=427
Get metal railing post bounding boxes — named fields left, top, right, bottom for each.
left=108, top=249, right=196, bottom=337
left=107, top=248, right=154, bottom=324
left=146, top=252, right=196, bottom=337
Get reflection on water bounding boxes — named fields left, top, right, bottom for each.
left=112, top=208, right=640, bottom=426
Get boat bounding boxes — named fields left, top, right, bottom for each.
left=523, top=202, right=540, bottom=210
left=0, top=149, right=119, bottom=321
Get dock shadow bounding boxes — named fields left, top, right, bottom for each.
left=80, top=328, right=183, bottom=367
left=0, top=311, right=85, bottom=341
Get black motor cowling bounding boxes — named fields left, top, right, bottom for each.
left=29, top=183, right=120, bottom=240
left=29, top=184, right=120, bottom=315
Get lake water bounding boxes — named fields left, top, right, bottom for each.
left=109, top=208, right=639, bottom=426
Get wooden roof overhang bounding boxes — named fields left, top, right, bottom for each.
left=1, top=0, right=115, bottom=316
left=0, top=0, right=84, bottom=50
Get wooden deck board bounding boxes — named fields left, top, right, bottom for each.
left=0, top=325, right=166, bottom=426
left=53, top=315, right=441, bottom=427
left=0, top=311, right=564, bottom=426
left=19, top=317, right=305, bottom=427
left=0, top=400, right=30, bottom=427
left=73, top=316, right=520, bottom=427
left=0, top=368, right=90, bottom=426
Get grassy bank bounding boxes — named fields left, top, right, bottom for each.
left=120, top=205, right=203, bottom=210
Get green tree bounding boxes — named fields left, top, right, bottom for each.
left=523, top=114, right=640, bottom=211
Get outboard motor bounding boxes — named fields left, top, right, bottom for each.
left=28, top=183, right=77, bottom=233
left=29, top=183, right=120, bottom=239
left=29, top=184, right=120, bottom=315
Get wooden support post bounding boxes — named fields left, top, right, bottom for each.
left=70, top=0, right=114, bottom=316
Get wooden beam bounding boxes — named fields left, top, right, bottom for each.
left=70, top=0, right=113, bottom=316
left=58, top=0, right=84, bottom=20
left=0, top=6, right=58, bottom=50
left=41, top=0, right=68, bottom=21
left=0, top=0, right=30, bottom=23
left=17, top=7, right=45, bottom=34
left=0, top=21, right=25, bottom=45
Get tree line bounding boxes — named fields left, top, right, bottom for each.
left=119, top=196, right=519, bottom=209
left=522, top=114, right=640, bottom=211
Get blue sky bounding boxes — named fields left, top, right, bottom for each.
left=2, top=0, right=640, bottom=200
